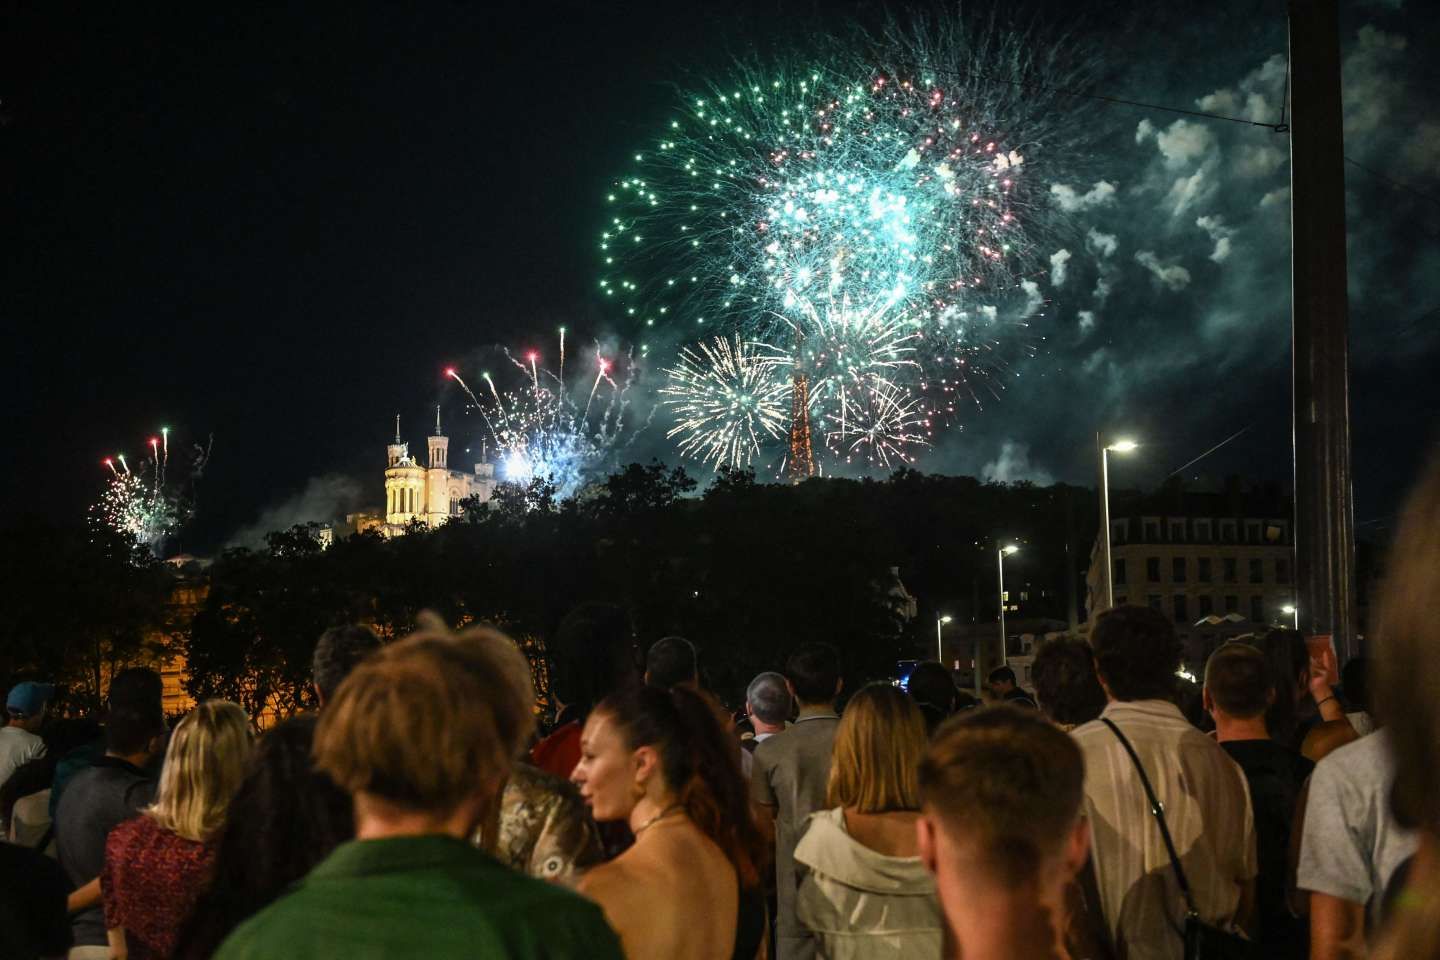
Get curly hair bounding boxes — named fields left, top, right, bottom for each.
left=1031, top=638, right=1107, bottom=726
left=1090, top=605, right=1181, bottom=702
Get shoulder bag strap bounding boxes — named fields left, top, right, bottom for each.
left=1100, top=717, right=1199, bottom=918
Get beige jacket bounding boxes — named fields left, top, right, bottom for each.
left=793, top=807, right=942, bottom=960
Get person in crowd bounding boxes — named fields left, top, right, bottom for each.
left=1203, top=642, right=1312, bottom=957
left=751, top=642, right=843, bottom=960
left=311, top=623, right=381, bottom=706
left=51, top=669, right=164, bottom=822
left=1298, top=697, right=1417, bottom=954
left=986, top=666, right=1037, bottom=708
left=531, top=603, right=639, bottom=780
left=483, top=762, right=603, bottom=885
left=645, top=636, right=699, bottom=690
left=1030, top=638, right=1107, bottom=731
left=0, top=838, right=72, bottom=960
left=1368, top=452, right=1440, bottom=959
left=571, top=684, right=765, bottom=960
left=793, top=683, right=941, bottom=958
left=172, top=714, right=353, bottom=960
left=3, top=716, right=101, bottom=846
left=917, top=707, right=1090, bottom=960
left=1, top=682, right=53, bottom=793
left=1252, top=628, right=1348, bottom=753
left=1071, top=605, right=1256, bottom=958
left=214, top=617, right=621, bottom=959
left=1339, top=657, right=1374, bottom=737
left=102, top=700, right=252, bottom=960
left=743, top=671, right=791, bottom=754
left=906, top=662, right=962, bottom=736
left=56, top=694, right=167, bottom=959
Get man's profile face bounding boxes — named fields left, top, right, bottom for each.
left=992, top=678, right=1014, bottom=695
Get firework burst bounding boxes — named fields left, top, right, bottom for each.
left=659, top=335, right=789, bottom=469
left=93, top=430, right=210, bottom=555
left=448, top=333, right=643, bottom=497
left=601, top=13, right=1091, bottom=470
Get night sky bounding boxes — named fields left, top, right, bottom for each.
left=6, top=1, right=1437, bottom=552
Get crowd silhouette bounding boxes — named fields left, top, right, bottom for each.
left=3, top=452, right=1440, bottom=959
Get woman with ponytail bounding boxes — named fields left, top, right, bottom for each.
left=571, top=684, right=767, bottom=959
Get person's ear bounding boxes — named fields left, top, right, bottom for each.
left=916, top=814, right=940, bottom=874
left=834, top=677, right=844, bottom=698
left=1265, top=687, right=1276, bottom=707
left=314, top=684, right=327, bottom=708
left=1201, top=686, right=1215, bottom=714
left=633, top=744, right=661, bottom=786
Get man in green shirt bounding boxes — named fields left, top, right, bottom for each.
left=216, top=619, right=622, bottom=960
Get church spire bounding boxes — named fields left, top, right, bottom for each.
left=394, top=413, right=401, bottom=445
left=434, top=404, right=442, bottom=437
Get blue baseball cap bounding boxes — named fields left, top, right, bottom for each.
left=6, top=682, right=56, bottom=718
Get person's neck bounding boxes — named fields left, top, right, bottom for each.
left=353, top=792, right=478, bottom=841
left=796, top=701, right=836, bottom=717
left=753, top=720, right=784, bottom=736
left=947, top=879, right=1069, bottom=960
left=1212, top=712, right=1271, bottom=743
left=628, top=788, right=684, bottom=839
left=105, top=749, right=151, bottom=768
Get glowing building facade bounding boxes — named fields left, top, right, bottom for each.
left=377, top=412, right=495, bottom=534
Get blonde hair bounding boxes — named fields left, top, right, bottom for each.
left=826, top=683, right=926, bottom=812
left=147, top=700, right=252, bottom=842
left=314, top=612, right=535, bottom=814
left=1373, top=452, right=1440, bottom=959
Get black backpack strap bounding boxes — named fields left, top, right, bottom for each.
left=1100, top=717, right=1199, bottom=918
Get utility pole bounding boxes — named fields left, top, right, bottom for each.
left=1289, top=0, right=1358, bottom=662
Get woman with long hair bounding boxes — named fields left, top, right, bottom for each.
left=101, top=700, right=251, bottom=960
left=571, top=684, right=766, bottom=959
left=172, top=714, right=353, bottom=960
left=793, top=683, right=941, bottom=959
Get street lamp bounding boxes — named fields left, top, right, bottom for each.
left=998, top=544, right=1020, bottom=668
left=1098, top=435, right=1139, bottom=610
left=935, top=615, right=952, bottom=663
left=1282, top=604, right=1299, bottom=630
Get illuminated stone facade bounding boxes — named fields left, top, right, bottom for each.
left=375, top=415, right=495, bottom=536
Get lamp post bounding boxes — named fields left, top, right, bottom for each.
left=935, top=615, right=952, bottom=663
left=1282, top=604, right=1299, bottom=631
left=997, top=544, right=1020, bottom=668
left=1098, top=436, right=1139, bottom=611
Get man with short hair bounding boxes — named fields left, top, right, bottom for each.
left=1205, top=642, right=1313, bottom=957
left=918, top=707, right=1090, bottom=960
left=215, top=621, right=622, bottom=959
left=907, top=661, right=962, bottom=735
left=750, top=643, right=843, bottom=960
left=743, top=671, right=791, bottom=751
left=1072, top=605, right=1257, bottom=959
left=312, top=624, right=382, bottom=706
left=643, top=635, right=698, bottom=690
left=0, top=683, right=53, bottom=796
left=55, top=696, right=166, bottom=958
left=987, top=665, right=1037, bottom=708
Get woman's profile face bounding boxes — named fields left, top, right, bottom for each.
left=571, top=710, right=638, bottom=823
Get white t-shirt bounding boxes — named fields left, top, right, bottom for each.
left=1297, top=731, right=1417, bottom=928
left=0, top=725, right=46, bottom=790
left=1072, top=700, right=1257, bottom=960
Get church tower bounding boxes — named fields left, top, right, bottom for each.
left=425, top=405, right=453, bottom=525
left=384, top=415, right=426, bottom=526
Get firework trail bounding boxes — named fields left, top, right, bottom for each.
left=448, top=334, right=643, bottom=498
left=92, top=429, right=211, bottom=556
left=601, top=12, right=1091, bottom=470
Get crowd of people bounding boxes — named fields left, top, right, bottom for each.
left=2, top=454, right=1440, bottom=959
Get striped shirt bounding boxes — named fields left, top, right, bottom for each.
left=1072, top=700, right=1257, bottom=960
